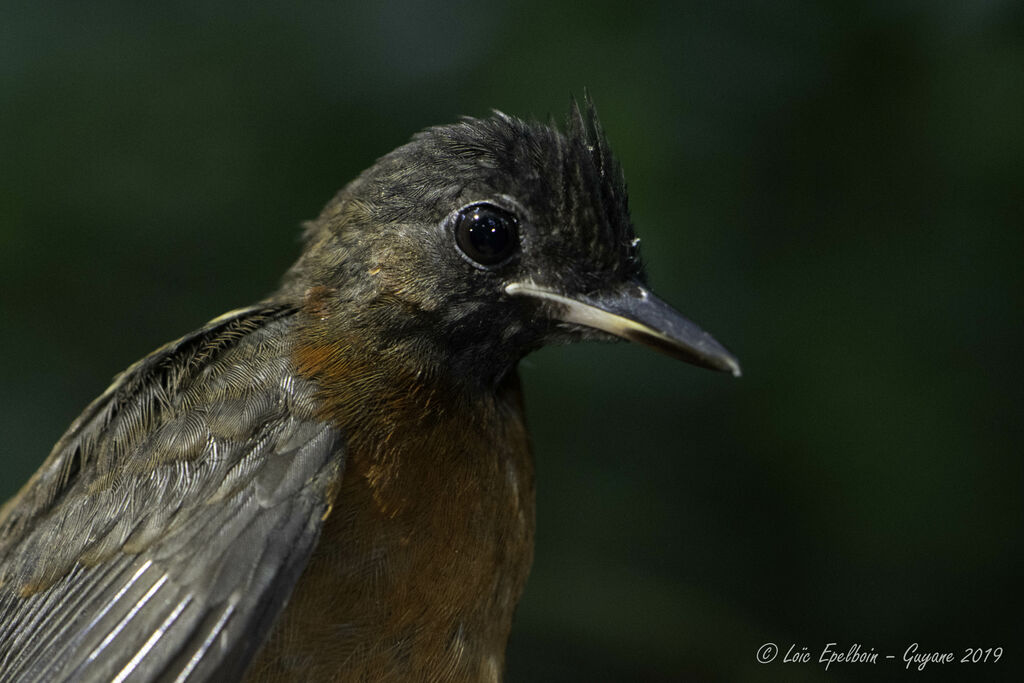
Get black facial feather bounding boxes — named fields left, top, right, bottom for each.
left=279, top=100, right=647, bottom=386
left=561, top=95, right=638, bottom=280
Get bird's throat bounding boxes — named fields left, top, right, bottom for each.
left=245, top=326, right=536, bottom=681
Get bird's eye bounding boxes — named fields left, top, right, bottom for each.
left=453, top=203, right=519, bottom=267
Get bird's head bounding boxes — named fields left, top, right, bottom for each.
left=282, top=98, right=740, bottom=389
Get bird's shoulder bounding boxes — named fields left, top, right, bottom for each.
left=0, top=302, right=345, bottom=681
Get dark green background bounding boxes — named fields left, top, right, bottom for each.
left=1, top=2, right=1021, bottom=681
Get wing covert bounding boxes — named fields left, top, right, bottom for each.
left=0, top=304, right=345, bottom=682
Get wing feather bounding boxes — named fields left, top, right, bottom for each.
left=0, top=304, right=344, bottom=681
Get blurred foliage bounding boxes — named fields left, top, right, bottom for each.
left=1, top=1, right=1021, bottom=681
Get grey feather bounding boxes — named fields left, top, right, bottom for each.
left=0, top=305, right=345, bottom=682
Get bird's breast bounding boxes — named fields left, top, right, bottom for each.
left=245, top=338, right=535, bottom=682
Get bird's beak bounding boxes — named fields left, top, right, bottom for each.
left=505, top=280, right=741, bottom=377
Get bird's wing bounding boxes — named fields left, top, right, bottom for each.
left=0, top=304, right=344, bottom=682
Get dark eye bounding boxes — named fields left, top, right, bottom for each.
left=453, top=202, right=519, bottom=267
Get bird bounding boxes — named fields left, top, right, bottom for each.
left=0, top=97, right=739, bottom=682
